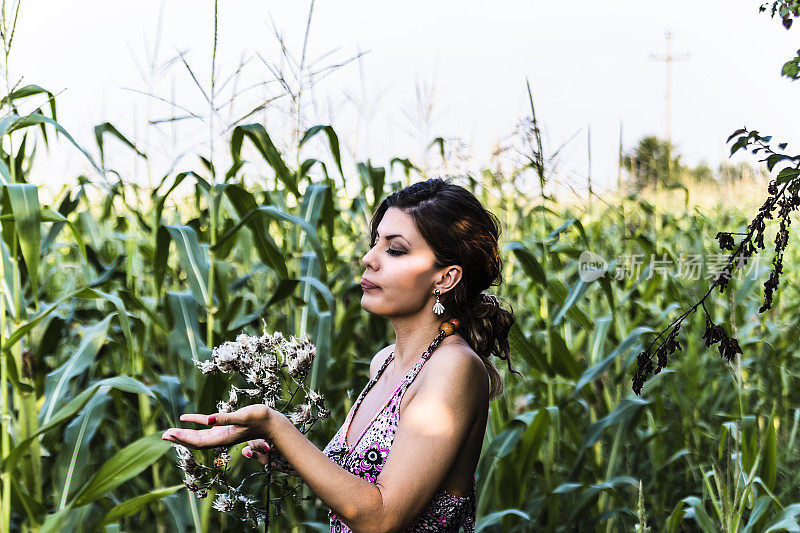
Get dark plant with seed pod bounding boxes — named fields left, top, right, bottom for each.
left=632, top=128, right=800, bottom=394
left=632, top=2, right=800, bottom=395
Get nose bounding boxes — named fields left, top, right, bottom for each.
left=361, top=250, right=372, bottom=266
left=362, top=243, right=378, bottom=270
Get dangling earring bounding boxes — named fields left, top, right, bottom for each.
left=432, top=288, right=445, bottom=316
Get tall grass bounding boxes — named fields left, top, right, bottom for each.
left=2, top=2, right=800, bottom=533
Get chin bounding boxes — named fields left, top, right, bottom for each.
left=360, top=293, right=377, bottom=309
left=361, top=294, right=390, bottom=314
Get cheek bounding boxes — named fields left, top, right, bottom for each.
left=385, top=262, right=429, bottom=291
left=389, top=274, right=434, bottom=309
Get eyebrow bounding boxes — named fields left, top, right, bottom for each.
left=374, top=232, right=411, bottom=246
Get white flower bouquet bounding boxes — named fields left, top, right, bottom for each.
left=170, top=320, right=329, bottom=525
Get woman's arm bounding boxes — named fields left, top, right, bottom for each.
left=263, top=344, right=484, bottom=533
left=166, top=406, right=387, bottom=531
left=264, top=413, right=386, bottom=531
left=243, top=344, right=396, bottom=477
left=364, top=345, right=486, bottom=531
left=164, top=343, right=484, bottom=533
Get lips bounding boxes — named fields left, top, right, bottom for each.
left=361, top=278, right=380, bottom=289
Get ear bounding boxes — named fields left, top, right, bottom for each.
left=435, top=265, right=463, bottom=294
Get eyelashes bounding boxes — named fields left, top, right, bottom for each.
left=369, top=241, right=406, bottom=256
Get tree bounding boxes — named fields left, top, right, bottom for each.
left=622, top=136, right=685, bottom=192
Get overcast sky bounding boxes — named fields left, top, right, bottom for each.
left=15, top=0, right=800, bottom=199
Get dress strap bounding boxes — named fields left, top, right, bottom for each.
left=381, top=348, right=432, bottom=401
left=343, top=329, right=449, bottom=448
left=401, top=349, right=432, bottom=386
left=385, top=349, right=434, bottom=414
left=342, top=351, right=395, bottom=431
left=373, top=350, right=395, bottom=382
left=341, top=349, right=429, bottom=453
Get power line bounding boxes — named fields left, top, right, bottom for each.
left=648, top=30, right=690, bottom=147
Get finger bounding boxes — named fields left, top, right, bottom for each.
left=247, top=447, right=271, bottom=466
left=206, top=412, right=240, bottom=426
left=253, top=439, right=271, bottom=453
left=162, top=429, right=197, bottom=443
left=162, top=430, right=192, bottom=448
left=243, top=445, right=268, bottom=465
left=162, top=427, right=237, bottom=450
left=180, top=414, right=213, bottom=425
left=246, top=439, right=269, bottom=452
left=210, top=405, right=269, bottom=428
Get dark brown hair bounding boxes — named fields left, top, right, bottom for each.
left=369, top=177, right=520, bottom=401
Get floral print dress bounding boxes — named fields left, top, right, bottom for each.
left=321, top=348, right=477, bottom=532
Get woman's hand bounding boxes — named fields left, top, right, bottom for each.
left=242, top=439, right=300, bottom=477
left=162, top=404, right=276, bottom=450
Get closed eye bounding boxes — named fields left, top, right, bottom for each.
left=370, top=240, right=406, bottom=257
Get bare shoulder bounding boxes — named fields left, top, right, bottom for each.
left=369, top=343, right=396, bottom=379
left=421, top=340, right=489, bottom=400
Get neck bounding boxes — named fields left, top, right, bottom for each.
left=389, top=312, right=448, bottom=370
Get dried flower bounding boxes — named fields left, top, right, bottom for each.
left=175, top=322, right=329, bottom=525
left=702, top=317, right=726, bottom=348
left=715, top=232, right=736, bottom=251
left=305, top=389, right=324, bottom=407
left=289, top=403, right=313, bottom=425
left=213, top=493, right=236, bottom=512
left=173, top=444, right=203, bottom=479
left=720, top=336, right=743, bottom=362
left=213, top=451, right=231, bottom=469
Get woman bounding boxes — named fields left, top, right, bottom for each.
left=162, top=178, right=518, bottom=532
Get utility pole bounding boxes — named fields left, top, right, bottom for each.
left=648, top=30, right=689, bottom=232
left=617, top=121, right=623, bottom=192
left=587, top=123, right=592, bottom=199
left=649, top=31, right=689, bottom=147
left=618, top=120, right=627, bottom=238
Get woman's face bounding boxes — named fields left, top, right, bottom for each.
left=360, top=207, right=449, bottom=317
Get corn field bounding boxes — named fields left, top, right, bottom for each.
left=5, top=2, right=800, bottom=532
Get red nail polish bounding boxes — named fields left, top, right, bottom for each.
left=208, top=416, right=217, bottom=425
left=245, top=450, right=252, bottom=458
